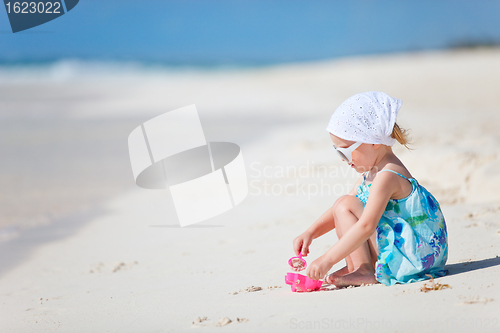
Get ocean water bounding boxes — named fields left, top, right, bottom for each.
left=1, top=0, right=500, bottom=66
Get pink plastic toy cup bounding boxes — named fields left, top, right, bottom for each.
left=285, top=272, right=323, bottom=292
left=288, top=253, right=307, bottom=272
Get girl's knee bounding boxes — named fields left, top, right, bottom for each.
left=333, top=195, right=363, bottom=216
left=333, top=195, right=351, bottom=209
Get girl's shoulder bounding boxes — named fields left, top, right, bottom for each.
left=380, top=170, right=413, bottom=181
left=374, top=164, right=415, bottom=201
left=376, top=162, right=413, bottom=181
left=357, top=162, right=414, bottom=201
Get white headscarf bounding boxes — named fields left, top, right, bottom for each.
left=326, top=91, right=402, bottom=146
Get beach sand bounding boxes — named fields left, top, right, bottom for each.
left=0, top=48, right=499, bottom=332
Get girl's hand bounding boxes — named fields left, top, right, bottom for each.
left=293, top=232, right=313, bottom=257
left=306, top=255, right=334, bottom=281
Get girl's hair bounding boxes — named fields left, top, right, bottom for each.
left=391, top=123, right=412, bottom=149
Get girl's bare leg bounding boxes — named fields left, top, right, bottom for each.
left=325, top=195, right=379, bottom=287
left=323, top=266, right=350, bottom=281
left=322, top=197, right=355, bottom=281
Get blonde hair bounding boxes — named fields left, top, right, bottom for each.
left=391, top=123, right=412, bottom=149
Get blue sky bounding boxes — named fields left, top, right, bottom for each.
left=1, top=0, right=500, bottom=65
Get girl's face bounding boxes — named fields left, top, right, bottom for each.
left=329, top=134, right=381, bottom=173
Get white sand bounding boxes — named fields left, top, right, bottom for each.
left=1, top=49, right=500, bottom=332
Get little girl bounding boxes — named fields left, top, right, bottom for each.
left=293, top=91, right=448, bottom=287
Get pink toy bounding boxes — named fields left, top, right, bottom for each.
left=285, top=272, right=323, bottom=292
left=288, top=253, right=307, bottom=271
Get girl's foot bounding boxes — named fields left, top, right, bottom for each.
left=324, top=266, right=350, bottom=284
left=326, top=264, right=378, bottom=287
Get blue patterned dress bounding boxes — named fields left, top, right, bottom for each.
left=356, top=169, right=448, bottom=286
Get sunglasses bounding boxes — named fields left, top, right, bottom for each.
left=332, top=142, right=362, bottom=164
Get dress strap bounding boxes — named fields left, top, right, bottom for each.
left=378, top=169, right=409, bottom=180
left=362, top=172, right=368, bottom=185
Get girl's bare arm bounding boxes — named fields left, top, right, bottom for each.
left=322, top=171, right=397, bottom=268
